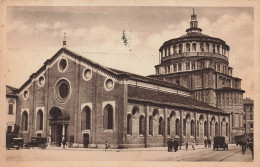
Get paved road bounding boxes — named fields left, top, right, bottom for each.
left=5, top=145, right=252, bottom=162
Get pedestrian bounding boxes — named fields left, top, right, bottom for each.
left=173, top=138, right=179, bottom=152
left=167, top=138, right=171, bottom=152
left=204, top=139, right=207, bottom=148
left=241, top=140, right=246, bottom=155
left=170, top=139, right=174, bottom=152
left=192, top=141, right=195, bottom=150
left=185, top=141, right=188, bottom=151
left=208, top=139, right=211, bottom=148
left=105, top=141, right=109, bottom=151
left=62, top=139, right=66, bottom=149
left=248, top=141, right=253, bottom=160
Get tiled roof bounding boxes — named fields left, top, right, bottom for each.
left=6, top=85, right=18, bottom=97
left=108, top=68, right=190, bottom=92
left=128, top=86, right=227, bottom=114
left=216, top=87, right=245, bottom=93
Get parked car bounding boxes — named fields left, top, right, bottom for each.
left=213, top=136, right=228, bottom=150
left=6, top=137, right=24, bottom=150
left=24, top=137, right=47, bottom=149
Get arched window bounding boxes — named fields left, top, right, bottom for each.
left=139, top=115, right=145, bottom=135
left=200, top=42, right=204, bottom=52
left=82, top=106, right=91, bottom=130
left=173, top=45, right=177, bottom=53
left=167, top=117, right=170, bottom=136
left=186, top=43, right=190, bottom=52
left=215, top=122, right=218, bottom=136
left=191, top=120, right=195, bottom=136
left=103, top=104, right=113, bottom=130
left=183, top=119, right=186, bottom=137
left=127, top=114, right=132, bottom=135
left=21, top=111, right=28, bottom=131
left=149, top=115, right=153, bottom=136
left=226, top=122, right=229, bottom=136
left=179, top=44, right=183, bottom=54
left=210, top=121, right=212, bottom=137
left=204, top=121, right=207, bottom=137
left=197, top=120, right=199, bottom=137
left=159, top=117, right=163, bottom=136
left=36, top=110, right=43, bottom=130
left=192, top=43, right=196, bottom=51
left=206, top=43, right=209, bottom=52
left=217, top=45, right=220, bottom=53
left=213, top=44, right=216, bottom=53
left=175, top=118, right=180, bottom=136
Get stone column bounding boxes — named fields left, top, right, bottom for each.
left=207, top=113, right=210, bottom=139
left=62, top=125, right=66, bottom=141
left=180, top=110, right=183, bottom=145
left=144, top=104, right=149, bottom=148
left=194, top=112, right=197, bottom=142
left=163, top=108, right=167, bottom=146
left=48, top=126, right=52, bottom=146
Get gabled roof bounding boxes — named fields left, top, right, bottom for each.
left=6, top=85, right=18, bottom=97
left=128, top=86, right=227, bottom=114
left=18, top=48, right=191, bottom=93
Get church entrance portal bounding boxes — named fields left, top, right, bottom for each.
left=83, top=134, right=89, bottom=148
left=49, top=107, right=70, bottom=147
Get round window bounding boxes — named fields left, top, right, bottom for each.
left=59, top=58, right=67, bottom=71
left=24, top=90, right=29, bottom=99
left=55, top=79, right=70, bottom=103
left=105, top=79, right=114, bottom=90
left=38, top=76, right=45, bottom=86
left=83, top=68, right=92, bottom=81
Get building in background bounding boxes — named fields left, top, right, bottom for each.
left=6, top=85, right=18, bottom=133
left=149, top=10, right=245, bottom=142
left=243, top=98, right=254, bottom=140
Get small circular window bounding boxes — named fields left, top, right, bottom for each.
left=105, top=79, right=114, bottom=90
left=38, top=76, right=45, bottom=86
left=23, top=90, right=29, bottom=99
left=55, top=79, right=70, bottom=103
left=59, top=58, right=67, bottom=71
left=83, top=68, right=92, bottom=81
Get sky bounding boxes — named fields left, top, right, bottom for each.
left=4, top=6, right=254, bottom=98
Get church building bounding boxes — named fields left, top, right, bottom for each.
left=15, top=11, right=233, bottom=148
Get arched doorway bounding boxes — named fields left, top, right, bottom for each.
left=49, top=107, right=70, bottom=147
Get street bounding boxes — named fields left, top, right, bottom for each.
left=5, top=144, right=253, bottom=162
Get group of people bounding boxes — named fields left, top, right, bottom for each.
left=239, top=138, right=254, bottom=160
left=167, top=138, right=180, bottom=152
left=203, top=139, right=211, bottom=148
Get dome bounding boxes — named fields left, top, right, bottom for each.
left=155, top=10, right=232, bottom=77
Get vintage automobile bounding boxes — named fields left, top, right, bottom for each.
left=24, top=137, right=47, bottom=149
left=213, top=136, right=228, bottom=150
left=6, top=137, right=24, bottom=150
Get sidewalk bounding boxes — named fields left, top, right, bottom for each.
left=46, top=144, right=237, bottom=152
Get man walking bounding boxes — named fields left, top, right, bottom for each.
left=185, top=141, right=188, bottom=151
left=208, top=139, right=211, bottom=148
left=62, top=139, right=66, bottom=149
left=173, top=138, right=179, bottom=152
left=167, top=138, right=172, bottom=152
left=204, top=139, right=207, bottom=148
